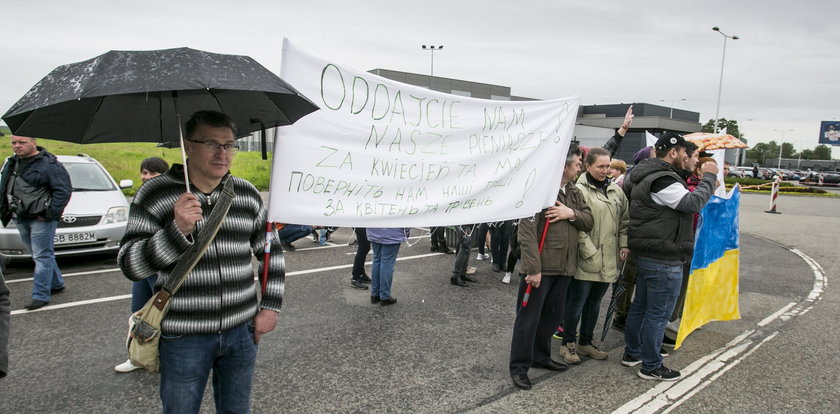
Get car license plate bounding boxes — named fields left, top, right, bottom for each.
left=54, top=232, right=96, bottom=245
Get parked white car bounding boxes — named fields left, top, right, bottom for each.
left=0, top=154, right=133, bottom=261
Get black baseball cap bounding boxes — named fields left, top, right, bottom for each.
left=654, top=132, right=689, bottom=151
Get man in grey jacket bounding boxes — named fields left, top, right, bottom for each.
left=622, top=132, right=718, bottom=382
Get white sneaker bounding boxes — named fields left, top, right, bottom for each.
left=482, top=253, right=491, bottom=260
left=502, top=272, right=512, bottom=284
left=114, top=359, right=142, bottom=373
left=476, top=253, right=485, bottom=261
left=666, top=321, right=680, bottom=334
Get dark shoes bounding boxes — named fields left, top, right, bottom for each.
left=279, top=240, right=296, bottom=252
left=533, top=359, right=568, bottom=371
left=461, top=274, right=478, bottom=283
left=370, top=296, right=380, bottom=304
left=351, top=280, right=368, bottom=290
left=662, top=334, right=676, bottom=348
left=359, top=274, right=372, bottom=284
left=50, top=286, right=65, bottom=294
left=638, top=365, right=681, bottom=381
left=621, top=353, right=642, bottom=367
left=380, top=297, right=397, bottom=306
left=25, top=300, right=49, bottom=310
left=491, top=263, right=502, bottom=273
left=511, top=374, right=532, bottom=390
left=431, top=245, right=453, bottom=254
left=450, top=278, right=469, bottom=287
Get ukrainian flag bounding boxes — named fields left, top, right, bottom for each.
left=675, top=185, right=741, bottom=349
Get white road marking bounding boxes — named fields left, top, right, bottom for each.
left=613, top=247, right=826, bottom=413
left=757, top=302, right=796, bottom=326
left=6, top=268, right=120, bottom=284
left=11, top=294, right=132, bottom=316
left=9, top=251, right=446, bottom=315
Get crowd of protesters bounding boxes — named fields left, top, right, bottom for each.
left=5, top=107, right=723, bottom=412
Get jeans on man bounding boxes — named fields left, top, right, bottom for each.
left=370, top=242, right=400, bottom=300
left=623, top=256, right=682, bottom=371
left=277, top=224, right=313, bottom=244
left=562, top=278, right=610, bottom=346
left=451, top=226, right=473, bottom=279
left=130, top=274, right=158, bottom=313
left=16, top=218, right=63, bottom=302
left=159, top=322, right=257, bottom=414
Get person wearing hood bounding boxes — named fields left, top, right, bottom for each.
left=621, top=132, right=718, bottom=382
left=558, top=147, right=629, bottom=364
left=0, top=136, right=72, bottom=311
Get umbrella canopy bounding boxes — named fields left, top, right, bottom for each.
left=683, top=132, right=747, bottom=151
left=2, top=47, right=318, bottom=145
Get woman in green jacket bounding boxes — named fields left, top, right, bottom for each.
left=559, top=147, right=630, bottom=364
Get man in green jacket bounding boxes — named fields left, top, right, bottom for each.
left=509, top=145, right=594, bottom=390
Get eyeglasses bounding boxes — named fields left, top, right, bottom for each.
left=186, top=139, right=239, bottom=153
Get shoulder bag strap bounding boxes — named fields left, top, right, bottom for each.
left=152, top=177, right=235, bottom=311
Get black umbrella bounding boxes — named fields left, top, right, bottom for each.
left=600, top=260, right=628, bottom=344
left=2, top=47, right=318, bottom=157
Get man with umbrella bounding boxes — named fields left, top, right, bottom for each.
left=118, top=111, right=285, bottom=413
left=0, top=136, right=72, bottom=310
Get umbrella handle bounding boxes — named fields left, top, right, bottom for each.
left=176, top=113, right=190, bottom=193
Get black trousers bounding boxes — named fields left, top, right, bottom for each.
left=351, top=228, right=371, bottom=280
left=475, top=223, right=490, bottom=254
left=509, top=274, right=571, bottom=375
left=451, top=225, right=473, bottom=279
left=490, top=221, right=512, bottom=266
left=430, top=227, right=448, bottom=250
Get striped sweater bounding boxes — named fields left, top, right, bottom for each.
left=118, top=165, right=284, bottom=335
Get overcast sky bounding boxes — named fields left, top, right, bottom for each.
left=2, top=0, right=838, bottom=152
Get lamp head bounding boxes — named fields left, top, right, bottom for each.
left=713, top=26, right=720, bottom=31
left=732, top=36, right=740, bottom=40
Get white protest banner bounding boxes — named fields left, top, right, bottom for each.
left=267, top=39, right=580, bottom=227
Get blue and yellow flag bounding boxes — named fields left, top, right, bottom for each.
left=675, top=185, right=741, bottom=349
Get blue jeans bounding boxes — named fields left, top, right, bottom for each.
left=159, top=322, right=257, bottom=414
left=16, top=218, right=63, bottom=302
left=277, top=224, right=313, bottom=244
left=562, top=279, right=610, bottom=346
left=624, top=256, right=683, bottom=371
left=130, top=274, right=158, bottom=313
left=370, top=242, right=400, bottom=300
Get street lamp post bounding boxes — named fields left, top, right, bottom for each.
left=773, top=128, right=794, bottom=169
left=659, top=98, right=687, bottom=119
left=712, top=26, right=739, bottom=133
left=421, top=45, right=443, bottom=78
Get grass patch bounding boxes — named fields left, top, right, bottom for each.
left=0, top=137, right=273, bottom=195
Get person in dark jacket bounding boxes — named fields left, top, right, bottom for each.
left=621, top=132, right=718, bottom=382
left=508, top=145, right=594, bottom=390
left=0, top=136, right=72, bottom=310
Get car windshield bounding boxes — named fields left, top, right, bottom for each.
left=64, top=162, right=115, bottom=191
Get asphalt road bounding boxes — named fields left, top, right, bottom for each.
left=1, top=191, right=837, bottom=413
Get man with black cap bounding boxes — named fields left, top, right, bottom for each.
left=621, top=132, right=718, bottom=381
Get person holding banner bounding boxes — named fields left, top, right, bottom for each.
left=622, top=132, right=717, bottom=382
left=509, top=146, right=593, bottom=390
left=558, top=148, right=629, bottom=364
